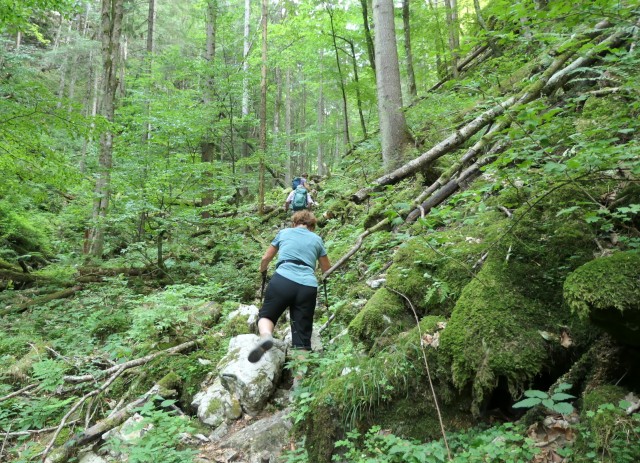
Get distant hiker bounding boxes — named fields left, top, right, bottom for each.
left=291, top=173, right=309, bottom=190
left=249, top=210, right=331, bottom=363
left=284, top=184, right=316, bottom=212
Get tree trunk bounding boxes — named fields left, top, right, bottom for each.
left=327, top=6, right=351, bottom=150
left=141, top=0, right=156, bottom=142
left=444, top=0, right=460, bottom=78
left=402, top=0, right=417, bottom=98
left=359, top=0, right=376, bottom=75
left=258, top=0, right=267, bottom=214
left=347, top=39, right=367, bottom=138
left=285, top=68, right=293, bottom=184
left=79, top=52, right=100, bottom=174
left=88, top=0, right=125, bottom=257
left=201, top=0, right=218, bottom=218
left=242, top=0, right=251, bottom=159
left=373, top=0, right=409, bottom=173
left=317, top=49, right=326, bottom=176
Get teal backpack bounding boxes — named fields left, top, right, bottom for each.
left=291, top=187, right=308, bottom=211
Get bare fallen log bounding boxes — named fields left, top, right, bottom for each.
left=63, top=340, right=197, bottom=384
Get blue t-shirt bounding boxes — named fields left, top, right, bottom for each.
left=272, top=227, right=327, bottom=287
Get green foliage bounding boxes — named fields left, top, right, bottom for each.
left=102, top=398, right=197, bottom=463
left=573, top=390, right=640, bottom=463
left=512, top=383, right=575, bottom=415
left=331, top=423, right=538, bottom=463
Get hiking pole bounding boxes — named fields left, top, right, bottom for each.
left=322, top=278, right=329, bottom=311
left=260, top=271, right=267, bottom=304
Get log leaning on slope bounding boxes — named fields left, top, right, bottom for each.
left=351, top=19, right=622, bottom=204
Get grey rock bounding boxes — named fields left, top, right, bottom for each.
left=220, top=409, right=292, bottom=462
left=192, top=378, right=243, bottom=427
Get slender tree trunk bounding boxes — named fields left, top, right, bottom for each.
left=88, top=0, right=124, bottom=257
left=79, top=52, right=100, bottom=174
left=402, top=0, right=417, bottom=98
left=241, top=0, right=251, bottom=160
left=444, top=0, right=460, bottom=78
left=141, top=0, right=156, bottom=142
left=427, top=0, right=447, bottom=79
left=327, top=6, right=351, bottom=150
left=201, top=0, right=217, bottom=218
left=15, top=31, right=22, bottom=50
left=317, top=49, right=326, bottom=176
left=258, top=0, right=267, bottom=214
left=274, top=66, right=282, bottom=184
left=285, top=68, right=293, bottom=185
left=359, top=0, right=376, bottom=75
left=346, top=39, right=367, bottom=138
left=56, top=22, right=72, bottom=109
left=373, top=0, right=409, bottom=172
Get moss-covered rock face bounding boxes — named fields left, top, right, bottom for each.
left=492, top=190, right=596, bottom=305
left=440, top=261, right=552, bottom=415
left=348, top=288, right=412, bottom=350
left=564, top=251, right=640, bottom=347
left=385, top=231, right=487, bottom=316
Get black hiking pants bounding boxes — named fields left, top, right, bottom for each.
left=259, top=272, right=317, bottom=350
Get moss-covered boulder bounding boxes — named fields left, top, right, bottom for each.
left=348, top=288, right=412, bottom=350
left=564, top=251, right=640, bottom=347
left=440, top=261, right=556, bottom=415
left=385, top=231, right=487, bottom=315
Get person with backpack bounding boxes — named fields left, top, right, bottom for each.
left=291, top=173, right=309, bottom=190
left=249, top=210, right=331, bottom=362
left=284, top=183, right=316, bottom=212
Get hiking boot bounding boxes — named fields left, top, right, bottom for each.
left=248, top=337, right=274, bottom=363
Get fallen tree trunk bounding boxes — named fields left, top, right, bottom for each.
left=0, top=286, right=82, bottom=317
left=352, top=21, right=620, bottom=204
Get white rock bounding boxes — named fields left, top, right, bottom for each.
left=219, top=334, right=286, bottom=416
left=366, top=277, right=386, bottom=289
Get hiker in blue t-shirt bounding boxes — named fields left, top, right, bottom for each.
left=249, top=210, right=331, bottom=362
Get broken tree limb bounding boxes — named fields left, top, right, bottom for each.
left=63, top=340, right=197, bottom=385
left=427, top=44, right=491, bottom=93
left=322, top=218, right=391, bottom=279
left=0, top=383, right=38, bottom=403
left=44, top=385, right=161, bottom=463
left=352, top=22, right=622, bottom=204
